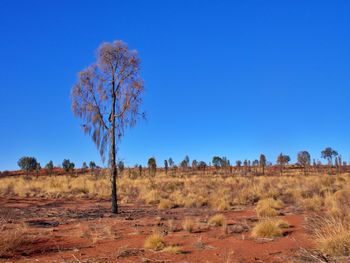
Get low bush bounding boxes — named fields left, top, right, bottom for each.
left=144, top=233, right=166, bottom=251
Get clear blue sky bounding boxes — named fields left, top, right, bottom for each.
left=1, top=0, right=349, bottom=170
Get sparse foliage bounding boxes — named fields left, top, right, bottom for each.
left=297, top=151, right=311, bottom=175
left=71, top=40, right=144, bottom=213
left=277, top=153, right=290, bottom=176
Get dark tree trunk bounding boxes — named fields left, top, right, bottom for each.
left=110, top=75, right=118, bottom=214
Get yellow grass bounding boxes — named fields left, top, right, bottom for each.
left=144, top=233, right=166, bottom=251
left=182, top=218, right=196, bottom=233
left=252, top=219, right=285, bottom=238
left=208, top=214, right=226, bottom=227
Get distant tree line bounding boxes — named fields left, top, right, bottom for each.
left=14, top=147, right=346, bottom=178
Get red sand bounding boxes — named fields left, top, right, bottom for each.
left=0, top=197, right=314, bottom=262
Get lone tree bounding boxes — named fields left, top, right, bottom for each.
left=71, top=40, right=144, bottom=214
left=297, top=151, right=311, bottom=175
left=18, top=156, right=38, bottom=177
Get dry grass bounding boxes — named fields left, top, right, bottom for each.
left=182, top=218, right=196, bottom=233
left=252, top=219, right=286, bottom=238
left=0, top=224, right=37, bottom=258
left=2, top=171, right=350, bottom=259
left=275, top=219, right=290, bottom=229
left=256, top=198, right=283, bottom=218
left=308, top=215, right=350, bottom=256
left=163, top=245, right=182, bottom=254
left=1, top=173, right=349, bottom=213
left=158, top=199, right=174, bottom=209
left=80, top=222, right=118, bottom=244
left=302, top=196, right=323, bottom=211
left=208, top=214, right=226, bottom=227
left=144, top=233, right=166, bottom=251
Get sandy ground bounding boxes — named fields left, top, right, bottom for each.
left=0, top=197, right=315, bottom=263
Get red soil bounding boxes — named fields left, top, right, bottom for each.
left=0, top=197, right=314, bottom=263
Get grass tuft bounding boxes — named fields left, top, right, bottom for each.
left=252, top=219, right=284, bottom=238
left=144, top=233, right=166, bottom=251
left=208, top=214, right=226, bottom=227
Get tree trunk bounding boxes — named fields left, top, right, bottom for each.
left=110, top=74, right=118, bottom=214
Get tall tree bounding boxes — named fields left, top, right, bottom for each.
left=192, top=159, right=198, bottom=171
left=276, top=153, right=290, bottom=176
left=184, top=155, right=190, bottom=166
left=321, top=147, right=338, bottom=166
left=118, top=161, right=125, bottom=174
left=71, top=40, right=144, bottom=213
left=198, top=161, right=207, bottom=174
left=168, top=158, right=174, bottom=168
left=236, top=160, right=242, bottom=173
left=212, top=156, right=222, bottom=170
left=148, top=157, right=157, bottom=177
left=297, top=151, right=311, bottom=175
left=89, top=161, right=96, bottom=174
left=45, top=160, right=54, bottom=176
left=62, top=159, right=75, bottom=173
left=259, top=154, right=266, bottom=175
left=164, top=160, right=168, bottom=175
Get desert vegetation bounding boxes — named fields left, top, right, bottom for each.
left=1, top=157, right=350, bottom=261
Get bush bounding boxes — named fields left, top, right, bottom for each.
left=252, top=219, right=284, bottom=238
left=256, top=198, right=283, bottom=218
left=17, top=157, right=38, bottom=176
left=144, top=233, right=166, bottom=251
left=302, top=196, right=323, bottom=211
left=158, top=199, right=174, bottom=210
left=256, top=206, right=278, bottom=218
left=163, top=246, right=182, bottom=254
left=182, top=218, right=195, bottom=233
left=208, top=214, right=226, bottom=227
left=309, top=215, right=350, bottom=256
left=62, top=159, right=75, bottom=173
left=0, top=225, right=35, bottom=257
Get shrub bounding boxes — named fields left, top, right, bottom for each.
left=208, top=214, right=226, bottom=227
left=163, top=245, right=182, bottom=254
left=158, top=199, right=174, bottom=210
left=256, top=205, right=278, bottom=218
left=309, top=215, right=350, bottom=256
left=256, top=198, right=283, bottom=218
left=252, top=219, right=284, bottom=238
left=274, top=219, right=290, bottom=229
left=144, top=233, right=166, bottom=251
left=318, top=232, right=350, bottom=256
left=17, top=157, right=38, bottom=176
left=0, top=225, right=34, bottom=257
left=257, top=198, right=284, bottom=210
left=182, top=218, right=195, bottom=233
left=302, top=196, right=323, bottom=211
left=333, top=190, right=350, bottom=216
